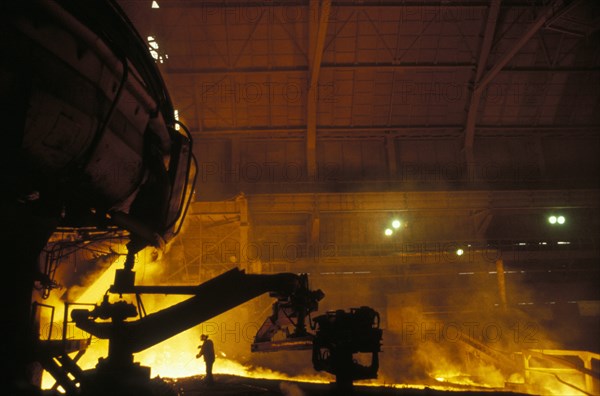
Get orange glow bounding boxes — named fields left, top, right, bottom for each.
left=39, top=249, right=333, bottom=389
left=38, top=247, right=590, bottom=395
left=430, top=367, right=504, bottom=389
left=428, top=366, right=588, bottom=395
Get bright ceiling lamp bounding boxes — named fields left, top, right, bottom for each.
left=548, top=215, right=566, bottom=225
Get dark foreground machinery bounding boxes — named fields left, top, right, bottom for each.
left=1, top=1, right=382, bottom=394
left=44, top=266, right=382, bottom=396
left=252, top=295, right=383, bottom=392
left=311, top=307, right=383, bottom=391
left=2, top=0, right=195, bottom=393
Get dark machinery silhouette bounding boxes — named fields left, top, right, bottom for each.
left=1, top=1, right=382, bottom=394
left=311, top=307, right=382, bottom=391
left=40, top=266, right=380, bottom=395
left=252, top=291, right=382, bottom=392
left=2, top=0, right=195, bottom=393
left=72, top=269, right=321, bottom=395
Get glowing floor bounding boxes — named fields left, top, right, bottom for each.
left=168, top=374, right=531, bottom=396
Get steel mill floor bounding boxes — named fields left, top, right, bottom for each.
left=167, top=375, right=532, bottom=396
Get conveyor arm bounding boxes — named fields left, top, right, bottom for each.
left=72, top=268, right=322, bottom=355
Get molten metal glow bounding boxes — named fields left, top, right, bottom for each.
left=429, top=367, right=588, bottom=395
left=39, top=248, right=589, bottom=395
left=40, top=252, right=331, bottom=389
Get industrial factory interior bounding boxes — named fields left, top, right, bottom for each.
left=2, top=0, right=599, bottom=395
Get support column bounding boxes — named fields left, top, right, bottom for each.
left=464, top=1, right=573, bottom=166
left=496, top=258, right=508, bottom=311
left=237, top=194, right=249, bottom=271
left=463, top=0, right=501, bottom=166
left=385, top=133, right=397, bottom=179
left=583, top=353, right=594, bottom=393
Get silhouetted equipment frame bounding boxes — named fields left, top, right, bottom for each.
left=65, top=267, right=382, bottom=395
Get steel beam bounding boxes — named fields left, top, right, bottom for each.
left=195, top=249, right=600, bottom=271
left=190, top=189, right=600, bottom=215
left=385, top=134, right=398, bottom=178
left=464, top=0, right=502, bottom=150
left=157, top=1, right=543, bottom=9
left=307, top=0, right=331, bottom=179
left=164, top=64, right=598, bottom=76
left=238, top=193, right=249, bottom=269
left=476, top=0, right=567, bottom=91
left=190, top=124, right=600, bottom=138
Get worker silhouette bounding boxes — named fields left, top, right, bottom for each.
left=196, top=334, right=215, bottom=385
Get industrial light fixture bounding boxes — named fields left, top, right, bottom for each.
left=384, top=218, right=403, bottom=237
left=548, top=215, right=566, bottom=225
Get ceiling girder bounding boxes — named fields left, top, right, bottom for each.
left=191, top=189, right=600, bottom=214
left=464, top=0, right=502, bottom=153
left=307, top=0, right=331, bottom=179
left=464, top=0, right=581, bottom=151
